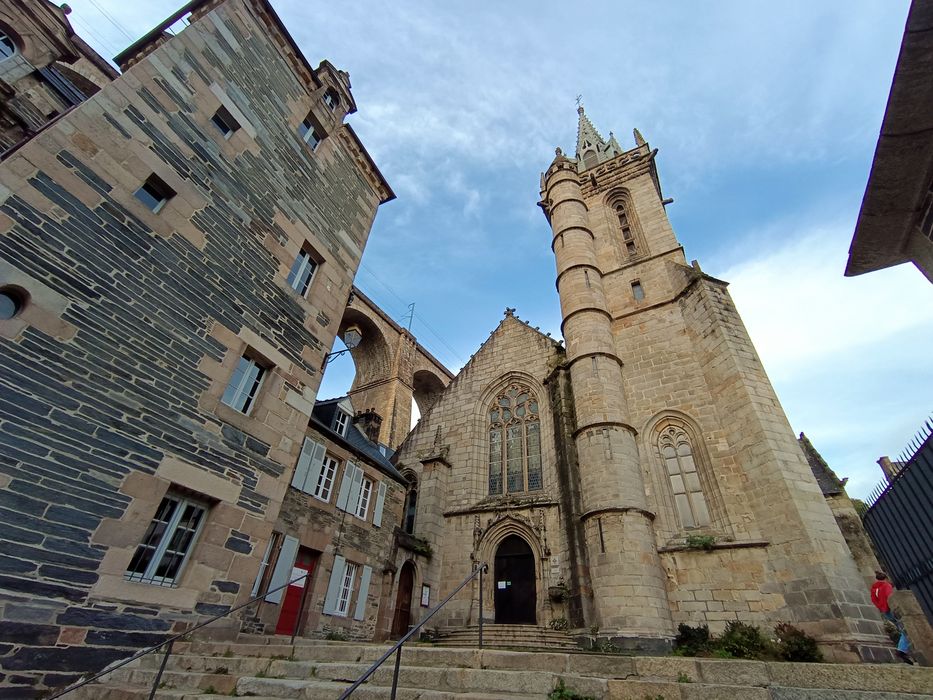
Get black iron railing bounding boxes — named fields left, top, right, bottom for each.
left=338, top=562, right=488, bottom=699
left=48, top=569, right=311, bottom=699
left=863, top=418, right=933, bottom=624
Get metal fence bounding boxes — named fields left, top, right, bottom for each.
left=863, top=418, right=933, bottom=623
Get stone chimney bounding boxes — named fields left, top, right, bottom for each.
left=877, top=456, right=901, bottom=484
left=353, top=408, right=382, bottom=444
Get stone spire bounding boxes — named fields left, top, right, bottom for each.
left=575, top=106, right=624, bottom=171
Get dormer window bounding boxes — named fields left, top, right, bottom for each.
left=322, top=91, right=339, bottom=111
left=299, top=116, right=322, bottom=150
left=0, top=34, right=16, bottom=61
left=334, top=410, right=350, bottom=437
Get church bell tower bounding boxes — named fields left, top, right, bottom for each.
left=539, top=107, right=675, bottom=647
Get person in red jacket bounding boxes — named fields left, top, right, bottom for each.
left=871, top=571, right=913, bottom=664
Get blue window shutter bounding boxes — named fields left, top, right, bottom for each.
left=264, top=535, right=298, bottom=604
left=303, top=440, right=327, bottom=494
left=336, top=465, right=354, bottom=511
left=354, top=565, right=372, bottom=621
left=372, top=481, right=387, bottom=527
left=291, top=438, right=316, bottom=491
left=348, top=463, right=363, bottom=514
left=322, top=555, right=346, bottom=615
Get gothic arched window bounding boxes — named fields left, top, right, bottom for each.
left=659, top=426, right=710, bottom=528
left=403, top=475, right=418, bottom=534
left=614, top=201, right=638, bottom=257
left=488, top=384, right=542, bottom=495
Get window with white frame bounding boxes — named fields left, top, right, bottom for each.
left=298, top=115, right=322, bottom=150
left=134, top=174, right=175, bottom=213
left=221, top=355, right=266, bottom=414
left=659, top=426, right=710, bottom=529
left=334, top=410, right=350, bottom=437
left=286, top=248, right=317, bottom=297
left=335, top=562, right=358, bottom=616
left=354, top=477, right=373, bottom=520
left=314, top=456, right=338, bottom=502
left=125, top=493, right=207, bottom=586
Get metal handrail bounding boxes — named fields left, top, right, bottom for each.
left=338, top=562, right=488, bottom=700
left=48, top=569, right=312, bottom=699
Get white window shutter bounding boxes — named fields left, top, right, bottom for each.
left=336, top=465, right=354, bottom=511
left=372, top=481, right=387, bottom=527
left=353, top=565, right=372, bottom=621
left=322, top=555, right=347, bottom=615
left=290, top=439, right=315, bottom=491
left=303, top=440, right=327, bottom=494
left=348, top=463, right=364, bottom=514
left=264, top=535, right=298, bottom=604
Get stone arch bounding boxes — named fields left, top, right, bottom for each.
left=412, top=369, right=446, bottom=417
left=642, top=410, right=730, bottom=540
left=390, top=558, right=419, bottom=638
left=335, top=288, right=454, bottom=449
left=604, top=187, right=647, bottom=261
left=474, top=371, right=553, bottom=499
left=475, top=515, right=545, bottom=625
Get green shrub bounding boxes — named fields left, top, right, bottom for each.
left=548, top=678, right=596, bottom=700
left=718, top=621, right=769, bottom=659
left=549, top=617, right=569, bottom=631
left=774, top=622, right=822, bottom=662
left=674, top=622, right=710, bottom=656
left=685, top=534, right=716, bottom=550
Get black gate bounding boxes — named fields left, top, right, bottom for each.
left=863, top=419, right=933, bottom=623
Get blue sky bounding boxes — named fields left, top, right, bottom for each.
left=74, top=0, right=932, bottom=499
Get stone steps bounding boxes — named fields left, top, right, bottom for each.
left=434, top=624, right=579, bottom=650
left=64, top=638, right=933, bottom=700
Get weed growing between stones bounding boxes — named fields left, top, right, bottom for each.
left=673, top=621, right=821, bottom=662
left=548, top=678, right=596, bottom=700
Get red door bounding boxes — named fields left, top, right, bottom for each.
left=390, top=561, right=416, bottom=639
left=275, top=548, right=318, bottom=636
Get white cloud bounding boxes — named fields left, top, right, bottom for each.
left=724, top=226, right=933, bottom=498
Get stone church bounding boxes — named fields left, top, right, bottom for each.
left=388, top=108, right=891, bottom=661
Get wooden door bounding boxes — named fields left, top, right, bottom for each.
left=494, top=536, right=536, bottom=624
left=390, top=561, right=416, bottom=639
left=274, top=548, right=317, bottom=636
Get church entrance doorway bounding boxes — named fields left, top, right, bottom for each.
left=391, top=560, right=416, bottom=638
left=494, top=535, right=536, bottom=624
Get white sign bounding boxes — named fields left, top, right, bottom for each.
left=290, top=567, right=307, bottom=588
left=497, top=581, right=507, bottom=590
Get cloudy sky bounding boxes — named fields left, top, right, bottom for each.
left=72, top=0, right=932, bottom=499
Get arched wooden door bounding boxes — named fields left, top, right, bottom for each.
left=494, top=536, right=536, bottom=624
left=390, top=560, right=416, bottom=638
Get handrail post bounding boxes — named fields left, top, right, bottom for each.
left=290, top=571, right=310, bottom=645
left=390, top=645, right=402, bottom=700
left=147, top=638, right=174, bottom=700
left=478, top=564, right=484, bottom=649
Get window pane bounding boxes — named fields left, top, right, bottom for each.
left=126, top=497, right=178, bottom=576
left=684, top=472, right=701, bottom=493
left=527, top=422, right=542, bottom=491
left=674, top=494, right=695, bottom=528
left=692, top=494, right=711, bottom=527
left=221, top=357, right=249, bottom=409
left=488, top=428, right=502, bottom=495
left=506, top=424, right=524, bottom=493
left=670, top=474, right=685, bottom=494
left=0, top=35, right=14, bottom=59
left=665, top=456, right=680, bottom=476
left=134, top=185, right=163, bottom=211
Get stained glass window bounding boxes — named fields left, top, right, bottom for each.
left=488, top=383, right=542, bottom=495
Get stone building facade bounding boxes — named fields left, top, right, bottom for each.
left=0, top=0, right=118, bottom=152
left=245, top=397, right=407, bottom=642
left=0, top=0, right=392, bottom=693
left=392, top=109, right=892, bottom=662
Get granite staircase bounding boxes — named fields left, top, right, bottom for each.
left=432, top=623, right=579, bottom=651
left=66, top=636, right=933, bottom=700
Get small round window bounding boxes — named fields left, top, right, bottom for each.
left=0, top=287, right=27, bottom=320
left=0, top=34, right=16, bottom=61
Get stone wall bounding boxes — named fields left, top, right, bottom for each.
left=0, top=0, right=389, bottom=693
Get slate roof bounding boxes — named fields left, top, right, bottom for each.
left=798, top=432, right=846, bottom=496
left=311, top=397, right=405, bottom=484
